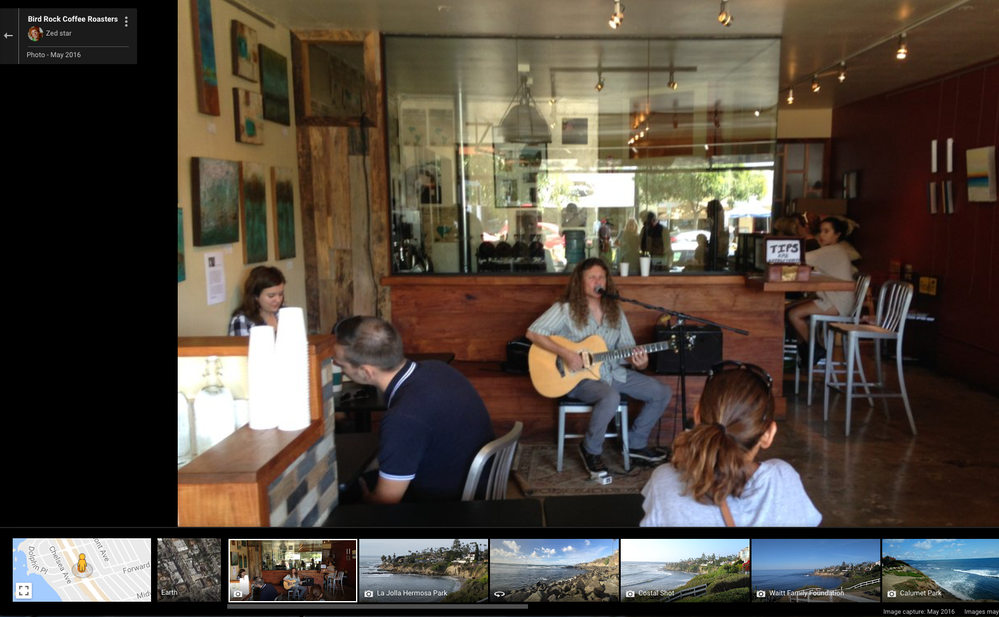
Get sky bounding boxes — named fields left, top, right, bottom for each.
left=490, top=539, right=617, bottom=566
left=752, top=539, right=880, bottom=570
left=621, top=538, right=748, bottom=563
left=359, top=539, right=488, bottom=558
left=883, top=539, right=999, bottom=561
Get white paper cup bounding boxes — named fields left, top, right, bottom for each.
left=640, top=256, right=652, bottom=277
left=619, top=262, right=629, bottom=277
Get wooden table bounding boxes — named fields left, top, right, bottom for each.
left=543, top=494, right=646, bottom=527
left=323, top=498, right=543, bottom=527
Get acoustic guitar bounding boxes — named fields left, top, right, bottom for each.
left=528, top=334, right=675, bottom=398
left=282, top=578, right=300, bottom=590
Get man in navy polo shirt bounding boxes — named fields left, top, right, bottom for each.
left=333, top=316, right=495, bottom=503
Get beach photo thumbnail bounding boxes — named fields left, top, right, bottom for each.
left=752, top=538, right=881, bottom=604
left=227, top=539, right=357, bottom=602
left=489, top=539, right=619, bottom=603
left=882, top=539, right=999, bottom=602
left=621, top=538, right=750, bottom=603
left=358, top=539, right=488, bottom=603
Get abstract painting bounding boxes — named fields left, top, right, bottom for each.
left=271, top=166, right=296, bottom=259
left=260, top=45, right=290, bottom=125
left=191, top=157, right=240, bottom=246
left=967, top=146, right=996, bottom=202
left=230, top=20, right=258, bottom=82
left=233, top=88, right=264, bottom=144
left=190, top=0, right=220, bottom=115
left=178, top=208, right=186, bottom=282
left=240, top=162, right=268, bottom=263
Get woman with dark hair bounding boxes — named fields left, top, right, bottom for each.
left=228, top=266, right=286, bottom=336
left=640, top=362, right=821, bottom=526
left=786, top=216, right=859, bottom=360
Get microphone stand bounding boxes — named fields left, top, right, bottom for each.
left=601, top=288, right=749, bottom=430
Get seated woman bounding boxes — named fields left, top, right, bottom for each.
left=228, top=266, right=285, bottom=335
left=785, top=216, right=859, bottom=362
left=640, top=362, right=821, bottom=526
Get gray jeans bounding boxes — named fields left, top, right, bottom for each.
left=569, top=370, right=672, bottom=455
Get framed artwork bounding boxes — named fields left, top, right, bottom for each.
left=240, top=162, right=268, bottom=264
left=231, top=553, right=238, bottom=566
left=231, top=20, right=259, bottom=82
left=192, top=157, right=240, bottom=246
left=233, top=88, right=264, bottom=145
left=967, top=146, right=996, bottom=202
left=178, top=208, right=186, bottom=282
left=260, top=45, right=290, bottom=125
left=241, top=541, right=247, bottom=548
left=190, top=0, right=220, bottom=115
left=561, top=118, right=588, bottom=145
left=271, top=167, right=296, bottom=259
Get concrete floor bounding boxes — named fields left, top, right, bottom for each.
left=770, top=357, right=999, bottom=527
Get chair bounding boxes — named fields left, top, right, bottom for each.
left=556, top=395, right=631, bottom=473
left=333, top=570, right=345, bottom=595
left=796, top=274, right=874, bottom=405
left=286, top=587, right=304, bottom=601
left=323, top=573, right=334, bottom=594
left=461, top=422, right=523, bottom=501
left=823, top=280, right=917, bottom=436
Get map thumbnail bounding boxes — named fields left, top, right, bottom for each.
left=13, top=538, right=151, bottom=602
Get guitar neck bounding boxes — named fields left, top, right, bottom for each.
left=593, top=340, right=672, bottom=364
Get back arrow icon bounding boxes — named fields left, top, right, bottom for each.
left=4, top=33, right=12, bottom=39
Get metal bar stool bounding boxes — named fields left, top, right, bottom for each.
left=557, top=394, right=630, bottom=472
left=823, top=280, right=917, bottom=436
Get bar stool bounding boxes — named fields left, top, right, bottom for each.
left=823, top=280, right=917, bottom=436
left=796, top=274, right=875, bottom=405
left=557, top=395, right=630, bottom=472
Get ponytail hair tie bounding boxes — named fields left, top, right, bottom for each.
left=715, top=423, right=728, bottom=435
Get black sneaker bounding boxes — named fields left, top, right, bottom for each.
left=629, top=447, right=668, bottom=463
left=579, top=443, right=608, bottom=476
left=813, top=345, right=827, bottom=366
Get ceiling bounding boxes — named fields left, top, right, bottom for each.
left=236, top=0, right=999, bottom=110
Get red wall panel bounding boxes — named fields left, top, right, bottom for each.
left=831, top=59, right=999, bottom=395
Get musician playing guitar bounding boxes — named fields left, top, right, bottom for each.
left=282, top=568, right=307, bottom=600
left=526, top=258, right=673, bottom=477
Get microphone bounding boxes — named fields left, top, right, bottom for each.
left=595, top=286, right=619, bottom=299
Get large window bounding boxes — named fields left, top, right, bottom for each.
left=386, top=37, right=779, bottom=274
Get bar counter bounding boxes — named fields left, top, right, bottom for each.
left=260, top=569, right=327, bottom=588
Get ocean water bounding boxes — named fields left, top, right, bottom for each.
left=907, top=558, right=999, bottom=601
left=752, top=569, right=843, bottom=592
left=357, top=556, right=463, bottom=603
left=621, top=562, right=697, bottom=596
left=490, top=563, right=590, bottom=594
left=12, top=538, right=63, bottom=603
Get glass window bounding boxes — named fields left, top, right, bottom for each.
left=386, top=37, right=779, bottom=274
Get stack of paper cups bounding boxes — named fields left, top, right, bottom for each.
left=248, top=325, right=279, bottom=429
left=276, top=307, right=311, bottom=431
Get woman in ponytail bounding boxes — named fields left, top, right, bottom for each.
left=640, top=362, right=821, bottom=526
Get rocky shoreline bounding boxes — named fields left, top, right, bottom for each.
left=497, top=566, right=620, bottom=603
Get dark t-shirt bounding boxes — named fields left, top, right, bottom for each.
left=378, top=360, right=495, bottom=501
left=258, top=584, right=278, bottom=602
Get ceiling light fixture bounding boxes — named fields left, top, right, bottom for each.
left=498, top=71, right=552, bottom=144
left=838, top=61, right=846, bottom=83
left=787, top=87, right=794, bottom=104
left=608, top=0, right=624, bottom=29
left=595, top=74, right=605, bottom=92
left=668, top=70, right=678, bottom=90
left=718, top=0, right=733, bottom=26
left=811, top=74, right=820, bottom=93
left=896, top=32, right=908, bottom=59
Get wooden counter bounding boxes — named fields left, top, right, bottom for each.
left=746, top=274, right=855, bottom=292
left=261, top=569, right=327, bottom=587
left=384, top=274, right=786, bottom=434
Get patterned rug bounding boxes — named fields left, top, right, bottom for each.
left=512, top=442, right=658, bottom=496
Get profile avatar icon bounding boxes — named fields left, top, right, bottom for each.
left=28, top=26, right=43, bottom=41
left=78, top=554, right=87, bottom=573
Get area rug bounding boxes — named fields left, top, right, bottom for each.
left=512, top=442, right=658, bottom=496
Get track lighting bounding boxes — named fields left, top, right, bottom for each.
left=668, top=70, right=678, bottom=90
left=595, top=74, right=605, bottom=92
left=811, top=74, right=820, bottom=93
left=718, top=0, right=733, bottom=26
left=608, top=0, right=624, bottom=29
left=896, top=33, right=907, bottom=59
left=787, top=87, right=794, bottom=104
left=838, top=61, right=846, bottom=83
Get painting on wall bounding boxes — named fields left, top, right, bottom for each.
left=233, top=88, right=264, bottom=145
left=230, top=20, right=259, bottom=82
left=178, top=208, right=186, bottom=282
left=240, top=162, right=268, bottom=264
left=271, top=166, right=296, bottom=259
left=191, top=157, right=240, bottom=246
left=190, top=0, right=220, bottom=115
left=260, top=45, right=290, bottom=125
left=967, top=146, right=996, bottom=202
